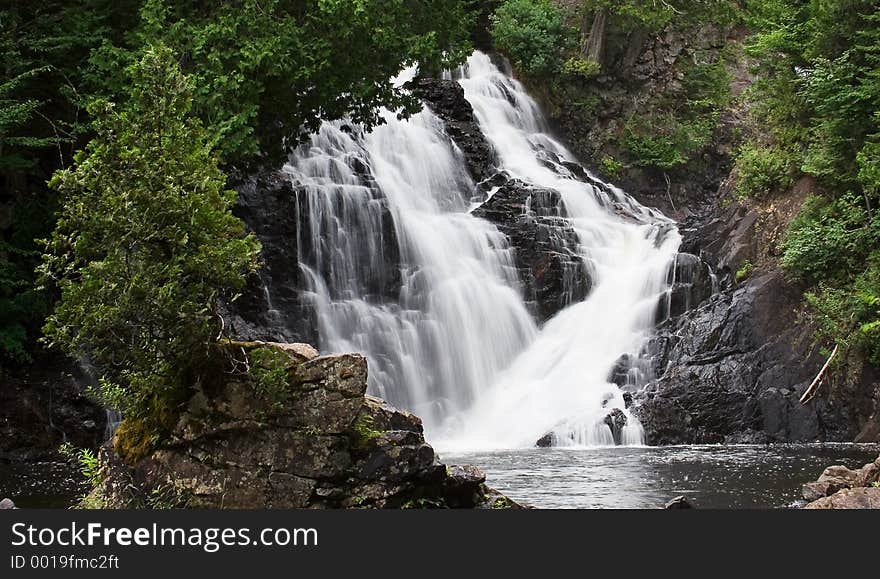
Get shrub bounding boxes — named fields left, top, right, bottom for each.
left=491, top=0, right=570, bottom=78
left=39, top=45, right=261, bottom=440
left=599, top=155, right=624, bottom=178
left=622, top=113, right=714, bottom=170
left=561, top=56, right=601, bottom=79
left=736, top=261, right=755, bottom=282
left=781, top=193, right=878, bottom=283
left=734, top=143, right=795, bottom=198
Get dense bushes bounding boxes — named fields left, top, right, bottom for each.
left=622, top=113, right=715, bottom=170
left=490, top=0, right=570, bottom=78
left=89, top=0, right=473, bottom=162
left=734, top=143, right=795, bottom=198
left=0, top=1, right=136, bottom=363
left=739, top=1, right=880, bottom=361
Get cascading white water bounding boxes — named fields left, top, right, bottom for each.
left=286, top=67, right=537, bottom=429
left=284, top=51, right=680, bottom=449
left=435, top=53, right=681, bottom=449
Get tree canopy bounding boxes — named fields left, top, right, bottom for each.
left=40, top=45, right=261, bottom=429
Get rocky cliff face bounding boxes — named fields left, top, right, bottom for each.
left=225, top=75, right=601, bottom=342
left=88, top=342, right=519, bottom=509
left=633, top=183, right=880, bottom=444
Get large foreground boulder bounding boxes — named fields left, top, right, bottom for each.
left=86, top=342, right=520, bottom=509
left=804, top=488, right=880, bottom=509
left=801, top=455, right=880, bottom=508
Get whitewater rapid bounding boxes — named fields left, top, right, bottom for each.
left=284, top=51, right=681, bottom=450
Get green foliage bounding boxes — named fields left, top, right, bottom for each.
left=781, top=194, right=880, bottom=363
left=86, top=378, right=129, bottom=414
left=600, top=155, right=624, bottom=178
left=734, top=143, right=795, bottom=198
left=351, top=414, right=382, bottom=450
left=681, top=57, right=732, bottom=114
left=59, top=442, right=102, bottom=488
left=401, top=497, right=447, bottom=509
left=622, top=112, right=714, bottom=170
left=781, top=194, right=878, bottom=284
left=735, top=261, right=755, bottom=282
left=0, top=198, right=53, bottom=362
left=490, top=0, right=570, bottom=78
left=803, top=258, right=880, bottom=366
left=620, top=55, right=729, bottom=170
left=581, top=0, right=740, bottom=33
left=0, top=1, right=136, bottom=365
left=248, top=347, right=293, bottom=410
left=39, top=46, right=261, bottom=433
left=492, top=496, right=513, bottom=508
left=743, top=1, right=880, bottom=362
left=561, top=56, right=601, bottom=79
left=90, top=0, right=473, bottom=162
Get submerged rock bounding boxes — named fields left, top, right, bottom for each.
left=663, top=496, right=694, bottom=509
left=87, top=342, right=521, bottom=510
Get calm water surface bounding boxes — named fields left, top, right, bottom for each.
left=3, top=444, right=878, bottom=509
left=441, top=444, right=880, bottom=509
left=0, top=461, right=85, bottom=508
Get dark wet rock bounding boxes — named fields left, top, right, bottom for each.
left=473, top=177, right=592, bottom=322
left=664, top=495, right=694, bottom=509
left=221, top=170, right=319, bottom=345
left=804, top=487, right=880, bottom=509
left=0, top=355, right=105, bottom=461
left=411, top=78, right=496, bottom=183
left=637, top=272, right=824, bottom=444
left=603, top=408, right=628, bottom=445
left=443, top=465, right=491, bottom=508
left=223, top=170, right=401, bottom=346
left=655, top=252, right=716, bottom=322
left=0, top=498, right=16, bottom=509
left=88, top=343, right=521, bottom=509
left=535, top=433, right=553, bottom=448
left=609, top=355, right=633, bottom=388
left=636, top=184, right=880, bottom=447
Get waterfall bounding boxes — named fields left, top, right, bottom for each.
left=284, top=51, right=680, bottom=449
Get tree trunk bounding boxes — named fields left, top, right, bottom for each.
left=581, top=8, right=608, bottom=64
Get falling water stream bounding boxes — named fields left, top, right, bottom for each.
left=285, top=52, right=681, bottom=450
